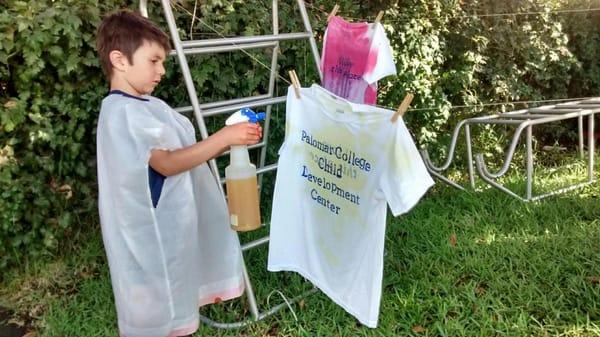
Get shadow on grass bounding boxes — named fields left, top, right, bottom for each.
left=0, top=307, right=27, bottom=337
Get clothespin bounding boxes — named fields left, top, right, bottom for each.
left=375, top=11, right=384, bottom=24
left=391, top=93, right=414, bottom=123
left=327, top=4, right=340, bottom=22
left=291, top=70, right=301, bottom=94
left=288, top=70, right=301, bottom=99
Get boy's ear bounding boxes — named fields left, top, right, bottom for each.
left=109, top=50, right=128, bottom=73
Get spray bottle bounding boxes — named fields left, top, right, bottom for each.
left=224, top=108, right=266, bottom=232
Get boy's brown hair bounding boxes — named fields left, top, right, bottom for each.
left=96, top=10, right=171, bottom=79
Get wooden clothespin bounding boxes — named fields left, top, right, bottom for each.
left=291, top=70, right=301, bottom=93
left=327, top=4, right=340, bottom=22
left=288, top=70, right=301, bottom=99
left=375, top=11, right=384, bottom=24
left=391, top=93, right=414, bottom=123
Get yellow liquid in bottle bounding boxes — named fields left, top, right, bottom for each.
left=226, top=176, right=261, bottom=231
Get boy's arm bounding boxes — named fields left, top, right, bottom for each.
left=149, top=122, right=262, bottom=176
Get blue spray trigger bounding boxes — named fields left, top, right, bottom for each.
left=240, top=107, right=266, bottom=123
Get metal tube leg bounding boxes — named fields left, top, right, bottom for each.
left=297, top=0, right=323, bottom=81
left=588, top=114, right=595, bottom=182
left=526, top=125, right=533, bottom=200
left=465, top=124, right=475, bottom=189
left=241, top=258, right=260, bottom=320
left=258, top=104, right=273, bottom=194
left=579, top=115, right=584, bottom=159
left=258, top=0, right=280, bottom=194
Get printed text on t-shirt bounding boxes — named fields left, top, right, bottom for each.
left=299, top=130, right=371, bottom=216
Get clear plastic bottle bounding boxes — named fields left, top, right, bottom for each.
left=225, top=108, right=265, bottom=231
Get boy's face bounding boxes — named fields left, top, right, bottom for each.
left=120, top=40, right=167, bottom=96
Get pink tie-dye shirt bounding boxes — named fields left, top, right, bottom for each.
left=321, top=16, right=396, bottom=105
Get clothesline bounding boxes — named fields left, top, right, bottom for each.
left=182, top=0, right=600, bottom=36
left=172, top=2, right=596, bottom=115
left=382, top=96, right=600, bottom=113
left=302, top=2, right=600, bottom=22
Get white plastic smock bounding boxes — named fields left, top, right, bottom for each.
left=96, top=93, right=244, bottom=337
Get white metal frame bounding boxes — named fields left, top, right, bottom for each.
left=140, top=0, right=322, bottom=328
left=421, top=99, right=598, bottom=201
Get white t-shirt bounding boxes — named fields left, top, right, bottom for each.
left=268, top=84, right=434, bottom=327
left=321, top=16, right=397, bottom=105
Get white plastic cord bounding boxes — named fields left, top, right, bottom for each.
left=266, top=290, right=299, bottom=321
left=189, top=0, right=198, bottom=39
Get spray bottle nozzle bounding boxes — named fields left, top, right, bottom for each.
left=226, top=107, right=265, bottom=125
left=240, top=107, right=266, bottom=123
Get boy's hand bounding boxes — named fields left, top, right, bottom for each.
left=219, top=122, right=263, bottom=146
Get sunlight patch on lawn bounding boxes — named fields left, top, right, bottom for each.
left=476, top=228, right=558, bottom=245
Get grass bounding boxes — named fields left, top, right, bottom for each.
left=1, top=157, right=600, bottom=337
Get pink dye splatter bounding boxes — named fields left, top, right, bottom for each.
left=321, top=16, right=383, bottom=105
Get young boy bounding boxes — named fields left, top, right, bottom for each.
left=95, top=10, right=261, bottom=337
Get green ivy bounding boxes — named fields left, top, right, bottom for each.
left=0, top=0, right=131, bottom=271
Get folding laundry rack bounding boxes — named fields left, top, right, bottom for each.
left=420, top=98, right=599, bottom=201
left=140, top=0, right=323, bottom=328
